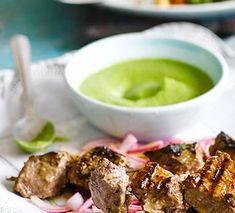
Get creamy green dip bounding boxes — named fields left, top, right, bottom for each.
left=79, top=58, right=214, bottom=107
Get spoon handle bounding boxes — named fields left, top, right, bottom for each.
left=10, top=35, right=35, bottom=117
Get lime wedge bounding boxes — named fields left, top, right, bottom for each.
left=15, top=122, right=56, bottom=153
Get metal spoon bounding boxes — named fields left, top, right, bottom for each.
left=10, top=35, right=48, bottom=141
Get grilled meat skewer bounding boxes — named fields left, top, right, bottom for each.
left=184, top=151, right=235, bottom=213
left=145, top=143, right=205, bottom=175
left=68, top=146, right=127, bottom=189
left=130, top=162, right=186, bottom=212
left=89, top=158, right=129, bottom=213
left=13, top=132, right=235, bottom=213
left=210, top=132, right=235, bottom=160
left=14, top=152, right=71, bottom=198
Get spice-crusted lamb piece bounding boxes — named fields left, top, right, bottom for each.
left=67, top=146, right=127, bottom=189
left=210, top=132, right=235, bottom=160
left=184, top=151, right=235, bottom=213
left=144, top=143, right=205, bottom=175
left=130, top=162, right=186, bottom=213
left=89, top=158, right=129, bottom=213
left=14, top=152, right=71, bottom=198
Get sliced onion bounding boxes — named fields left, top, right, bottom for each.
left=129, top=204, right=142, bottom=211
left=81, top=138, right=121, bottom=152
left=80, top=209, right=93, bottom=213
left=66, top=192, right=84, bottom=211
left=126, top=155, right=148, bottom=170
left=67, top=210, right=93, bottom=213
left=119, top=134, right=138, bottom=153
left=67, top=211, right=92, bottom=213
left=127, top=141, right=163, bottom=154
left=78, top=197, right=93, bottom=211
left=130, top=199, right=140, bottom=205
left=199, top=138, right=215, bottom=158
left=30, top=196, right=70, bottom=213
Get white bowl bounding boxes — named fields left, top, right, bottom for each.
left=65, top=33, right=228, bottom=140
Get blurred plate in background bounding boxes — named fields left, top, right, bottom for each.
left=57, top=0, right=235, bottom=19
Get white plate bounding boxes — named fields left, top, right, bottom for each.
left=58, top=0, right=235, bottom=19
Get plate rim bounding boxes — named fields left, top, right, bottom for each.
left=57, top=0, right=235, bottom=18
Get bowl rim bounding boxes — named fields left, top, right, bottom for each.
left=65, top=32, right=229, bottom=113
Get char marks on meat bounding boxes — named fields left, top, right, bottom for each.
left=130, top=162, right=185, bottom=213
left=184, top=151, right=235, bottom=213
left=145, top=143, right=205, bottom=175
left=14, top=132, right=235, bottom=212
left=14, top=152, right=71, bottom=198
left=210, top=132, right=235, bottom=160
left=68, top=146, right=127, bottom=189
left=89, top=158, right=129, bottom=213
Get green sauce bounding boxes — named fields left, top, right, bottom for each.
left=79, top=58, right=214, bottom=107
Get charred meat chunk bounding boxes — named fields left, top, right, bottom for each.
left=68, top=146, right=127, bottom=189
left=89, top=158, right=129, bottom=213
left=14, top=152, right=71, bottom=198
left=145, top=143, right=205, bottom=175
left=186, top=207, right=197, bottom=213
left=184, top=151, right=235, bottom=213
left=210, top=132, right=235, bottom=160
left=130, top=162, right=185, bottom=213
